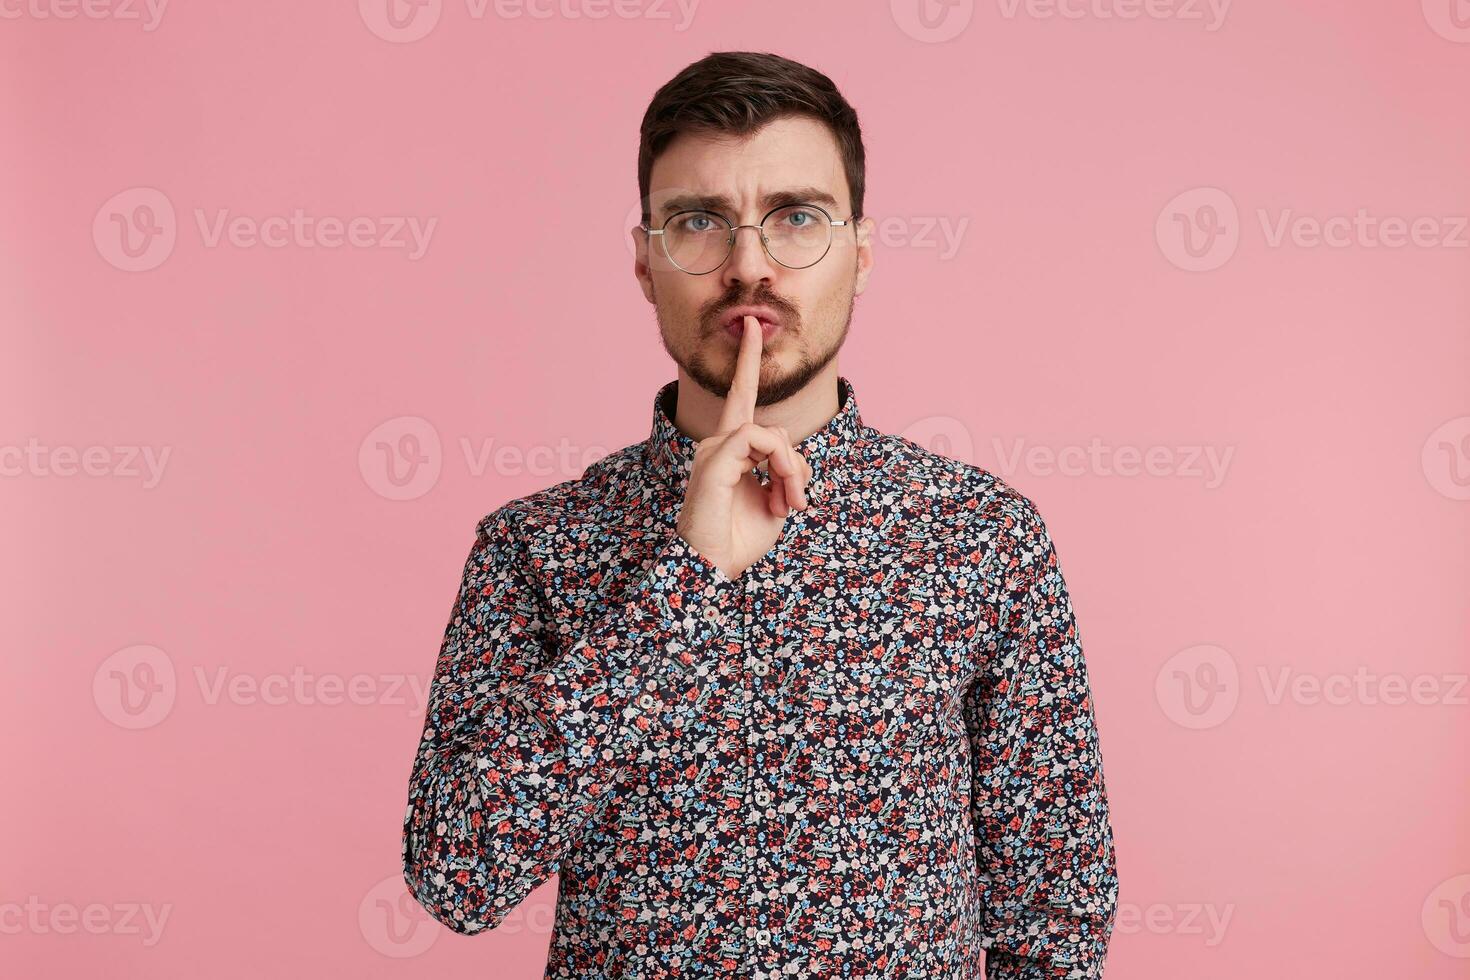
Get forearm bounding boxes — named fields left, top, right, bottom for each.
left=402, top=528, right=739, bottom=934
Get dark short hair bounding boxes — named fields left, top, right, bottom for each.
left=637, top=51, right=866, bottom=226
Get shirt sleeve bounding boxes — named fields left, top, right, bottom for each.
left=401, top=508, right=742, bottom=936
left=963, top=503, right=1120, bottom=979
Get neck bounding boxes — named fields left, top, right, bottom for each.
left=672, top=361, right=841, bottom=445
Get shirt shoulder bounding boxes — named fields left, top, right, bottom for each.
left=870, top=429, right=1053, bottom=551
left=467, top=440, right=649, bottom=552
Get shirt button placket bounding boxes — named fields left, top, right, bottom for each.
left=742, top=570, right=760, bottom=969
left=747, top=537, right=791, bottom=977
left=764, top=578, right=784, bottom=978
left=740, top=497, right=798, bottom=976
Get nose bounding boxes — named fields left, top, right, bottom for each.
left=720, top=224, right=777, bottom=289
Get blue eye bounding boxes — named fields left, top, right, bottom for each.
left=675, top=212, right=720, bottom=233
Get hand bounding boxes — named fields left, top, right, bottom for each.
left=674, top=315, right=813, bottom=580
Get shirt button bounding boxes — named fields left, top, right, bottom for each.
left=755, top=929, right=771, bottom=947
left=637, top=693, right=656, bottom=709
left=754, top=788, right=771, bottom=806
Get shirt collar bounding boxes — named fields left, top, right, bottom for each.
left=644, top=375, right=871, bottom=503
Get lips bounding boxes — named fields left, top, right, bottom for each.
left=719, top=307, right=784, bottom=340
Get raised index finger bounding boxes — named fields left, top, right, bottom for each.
left=716, top=314, right=762, bottom=434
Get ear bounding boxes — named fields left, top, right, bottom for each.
left=853, top=215, right=876, bottom=296
left=631, top=225, right=656, bottom=304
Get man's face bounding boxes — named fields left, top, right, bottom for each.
left=633, top=114, right=874, bottom=407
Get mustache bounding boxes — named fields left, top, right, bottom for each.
left=700, top=291, right=800, bottom=330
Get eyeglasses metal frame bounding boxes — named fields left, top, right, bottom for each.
left=640, top=202, right=858, bottom=275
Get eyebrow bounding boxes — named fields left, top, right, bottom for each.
left=656, top=187, right=842, bottom=221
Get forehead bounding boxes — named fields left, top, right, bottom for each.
left=648, top=114, right=851, bottom=218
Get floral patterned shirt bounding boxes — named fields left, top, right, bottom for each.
left=402, top=376, right=1119, bottom=979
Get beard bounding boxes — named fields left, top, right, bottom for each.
left=654, top=280, right=854, bottom=407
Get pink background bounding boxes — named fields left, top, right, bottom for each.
left=4, top=1, right=1468, bottom=977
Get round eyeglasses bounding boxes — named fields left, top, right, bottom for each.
left=641, top=203, right=857, bottom=275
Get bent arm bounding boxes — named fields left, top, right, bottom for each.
left=402, top=510, right=739, bottom=934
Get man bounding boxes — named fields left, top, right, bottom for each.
left=402, top=51, right=1119, bottom=979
